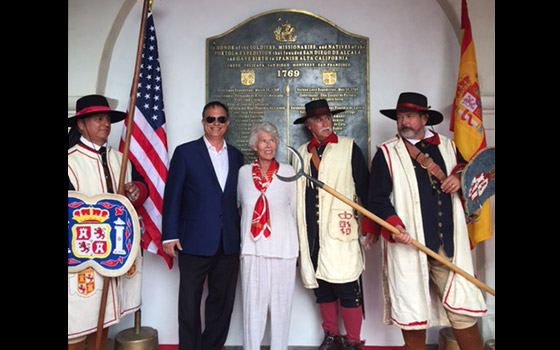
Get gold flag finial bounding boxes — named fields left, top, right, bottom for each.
left=138, top=0, right=154, bottom=12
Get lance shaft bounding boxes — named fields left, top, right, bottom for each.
left=321, top=181, right=495, bottom=297
left=279, top=146, right=495, bottom=297
left=95, top=2, right=151, bottom=350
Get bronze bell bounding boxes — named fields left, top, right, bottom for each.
left=115, top=310, right=158, bottom=350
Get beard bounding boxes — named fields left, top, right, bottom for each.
left=398, top=126, right=420, bottom=139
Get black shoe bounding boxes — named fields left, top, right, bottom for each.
left=318, top=331, right=344, bottom=350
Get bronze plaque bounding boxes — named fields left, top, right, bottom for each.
left=207, top=9, right=369, bottom=163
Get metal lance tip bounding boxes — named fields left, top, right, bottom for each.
left=275, top=146, right=324, bottom=189
left=275, top=146, right=303, bottom=182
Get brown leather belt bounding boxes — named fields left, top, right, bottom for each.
left=403, top=140, right=446, bottom=182
left=310, top=146, right=321, bottom=170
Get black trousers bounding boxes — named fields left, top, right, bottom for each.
left=178, top=244, right=240, bottom=350
left=313, top=278, right=362, bottom=308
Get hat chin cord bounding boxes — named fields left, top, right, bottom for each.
left=78, top=120, right=104, bottom=153
left=420, top=111, right=437, bottom=135
left=427, top=119, right=437, bottom=134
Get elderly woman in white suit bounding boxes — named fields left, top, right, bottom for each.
left=237, top=122, right=299, bottom=350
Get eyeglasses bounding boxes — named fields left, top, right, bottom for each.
left=204, top=116, right=228, bottom=124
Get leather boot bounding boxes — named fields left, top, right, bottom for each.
left=343, top=336, right=364, bottom=350
left=452, top=324, right=483, bottom=350
left=85, top=328, right=108, bottom=350
left=401, top=329, right=426, bottom=350
left=68, top=337, right=86, bottom=350
left=318, top=331, right=344, bottom=350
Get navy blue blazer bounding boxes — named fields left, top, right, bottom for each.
left=162, top=137, right=244, bottom=256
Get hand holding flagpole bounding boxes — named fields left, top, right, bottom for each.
left=117, top=0, right=152, bottom=195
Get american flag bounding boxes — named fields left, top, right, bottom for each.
left=120, top=12, right=172, bottom=269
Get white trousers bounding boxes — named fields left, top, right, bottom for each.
left=240, top=255, right=297, bottom=350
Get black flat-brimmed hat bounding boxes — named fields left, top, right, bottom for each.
left=293, top=99, right=345, bottom=125
left=380, top=92, right=444, bottom=125
left=68, top=94, right=127, bottom=127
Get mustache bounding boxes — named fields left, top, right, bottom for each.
left=319, top=127, right=332, bottom=133
left=399, top=126, right=413, bottom=132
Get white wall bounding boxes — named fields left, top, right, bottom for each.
left=68, top=0, right=495, bottom=346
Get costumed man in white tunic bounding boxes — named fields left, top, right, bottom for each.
left=237, top=122, right=299, bottom=350
left=367, top=92, right=487, bottom=350
left=293, top=100, right=376, bottom=350
left=68, top=95, right=149, bottom=350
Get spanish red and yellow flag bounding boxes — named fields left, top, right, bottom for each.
left=450, top=0, right=492, bottom=246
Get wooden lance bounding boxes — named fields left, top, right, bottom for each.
left=95, top=1, right=152, bottom=350
left=277, top=146, right=495, bottom=297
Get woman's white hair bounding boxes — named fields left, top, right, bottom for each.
left=248, top=122, right=280, bottom=148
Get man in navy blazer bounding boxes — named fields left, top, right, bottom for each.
left=162, top=101, right=244, bottom=350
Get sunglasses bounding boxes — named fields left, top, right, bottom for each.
left=204, top=116, right=228, bottom=124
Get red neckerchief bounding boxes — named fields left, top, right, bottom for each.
left=422, top=132, right=440, bottom=145
left=250, top=158, right=279, bottom=240
left=307, top=132, right=338, bottom=152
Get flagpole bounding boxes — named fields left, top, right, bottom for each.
left=117, top=0, right=152, bottom=195
left=94, top=2, right=151, bottom=350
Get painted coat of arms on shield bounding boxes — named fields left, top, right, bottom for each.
left=68, top=191, right=141, bottom=277
left=461, top=147, right=495, bottom=219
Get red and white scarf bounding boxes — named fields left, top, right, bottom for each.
left=250, top=158, right=279, bottom=240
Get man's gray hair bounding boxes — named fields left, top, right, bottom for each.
left=249, top=122, right=280, bottom=148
